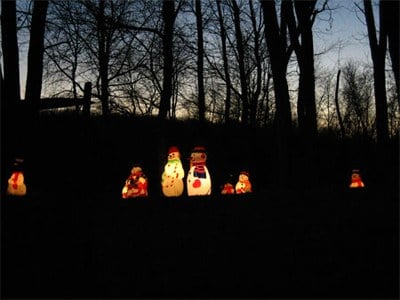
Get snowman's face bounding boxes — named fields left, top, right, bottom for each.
left=191, top=152, right=206, bottom=164
left=239, top=174, right=249, bottom=182
left=168, top=151, right=180, bottom=160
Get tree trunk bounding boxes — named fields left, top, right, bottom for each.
left=1, top=0, right=21, bottom=161
left=158, top=0, right=175, bottom=120
left=334, top=69, right=345, bottom=138
left=195, top=0, right=205, bottom=123
left=231, top=0, right=249, bottom=125
left=216, top=0, right=232, bottom=124
left=364, top=0, right=389, bottom=145
left=25, top=0, right=49, bottom=112
left=249, top=0, right=262, bottom=127
left=382, top=0, right=399, bottom=106
left=97, top=0, right=110, bottom=116
left=1, top=0, right=21, bottom=108
left=261, top=0, right=293, bottom=187
left=293, top=0, right=318, bottom=141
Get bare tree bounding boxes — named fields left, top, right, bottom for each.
left=341, top=61, right=374, bottom=138
left=362, top=0, right=389, bottom=145
left=286, top=0, right=323, bottom=141
left=195, top=0, right=205, bottom=123
left=260, top=0, right=293, bottom=186
left=230, top=0, right=249, bottom=125
left=248, top=0, right=263, bottom=127
left=158, top=0, right=176, bottom=120
left=1, top=0, right=21, bottom=108
left=381, top=0, right=399, bottom=106
left=216, top=0, right=232, bottom=124
left=25, top=0, right=49, bottom=112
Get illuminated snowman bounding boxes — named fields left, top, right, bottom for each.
left=235, top=171, right=252, bottom=194
left=186, top=146, right=211, bottom=196
left=122, top=165, right=148, bottom=198
left=161, top=146, right=185, bottom=197
left=7, top=158, right=27, bottom=196
left=349, top=169, right=365, bottom=188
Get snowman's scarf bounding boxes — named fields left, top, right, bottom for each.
left=193, top=165, right=206, bottom=179
left=168, top=159, right=182, bottom=164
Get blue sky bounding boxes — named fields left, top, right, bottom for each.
left=314, top=0, right=373, bottom=69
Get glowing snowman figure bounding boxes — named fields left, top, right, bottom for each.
left=235, top=171, right=252, bottom=194
left=122, top=165, right=148, bottom=198
left=186, top=146, right=211, bottom=196
left=7, top=158, right=27, bottom=196
left=161, top=146, right=185, bottom=197
left=349, top=169, right=365, bottom=188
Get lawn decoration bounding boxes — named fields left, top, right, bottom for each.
left=7, top=158, right=27, bottom=196
left=235, top=171, right=252, bottom=194
left=187, top=146, right=211, bottom=196
left=221, top=174, right=235, bottom=195
left=122, top=165, right=148, bottom=198
left=161, top=146, right=185, bottom=197
left=349, top=169, right=365, bottom=188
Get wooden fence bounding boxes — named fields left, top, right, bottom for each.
left=38, top=82, right=93, bottom=116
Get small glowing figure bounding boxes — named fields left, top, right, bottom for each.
left=7, top=158, right=27, bottom=196
left=161, top=146, right=185, bottom=197
left=349, top=169, right=365, bottom=188
left=235, top=171, right=252, bottom=194
left=221, top=182, right=235, bottom=195
left=122, top=165, right=148, bottom=198
left=221, top=174, right=235, bottom=195
left=187, top=146, right=212, bottom=196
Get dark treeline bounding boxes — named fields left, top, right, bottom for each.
left=1, top=0, right=399, bottom=187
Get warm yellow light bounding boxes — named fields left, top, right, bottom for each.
left=235, top=171, right=252, bottom=194
left=7, top=171, right=27, bottom=196
left=187, top=146, right=212, bottom=196
left=122, top=165, right=148, bottom=198
left=161, top=146, right=185, bottom=197
left=221, top=182, right=235, bottom=194
left=7, top=158, right=26, bottom=196
left=349, top=169, right=365, bottom=188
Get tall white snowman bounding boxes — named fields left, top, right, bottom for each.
left=186, top=146, right=211, bottom=196
left=161, top=146, right=185, bottom=197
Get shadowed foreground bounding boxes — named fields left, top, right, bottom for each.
left=1, top=116, right=399, bottom=298
left=2, top=187, right=398, bottom=299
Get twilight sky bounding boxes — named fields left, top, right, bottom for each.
left=11, top=0, right=375, bottom=98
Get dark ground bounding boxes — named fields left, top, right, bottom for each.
left=1, top=115, right=399, bottom=299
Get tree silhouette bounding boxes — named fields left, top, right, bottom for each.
left=25, top=0, right=49, bottom=112
left=195, top=0, right=205, bottom=123
left=1, top=0, right=21, bottom=109
left=260, top=0, right=293, bottom=186
left=362, top=0, right=389, bottom=145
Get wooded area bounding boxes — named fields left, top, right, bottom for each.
left=1, top=0, right=399, bottom=186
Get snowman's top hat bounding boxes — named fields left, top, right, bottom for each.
left=240, top=171, right=250, bottom=177
left=192, top=146, right=206, bottom=153
left=168, top=146, right=180, bottom=154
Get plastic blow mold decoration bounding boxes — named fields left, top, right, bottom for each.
left=349, top=169, right=365, bottom=188
left=187, top=146, right=212, bottom=196
left=161, top=146, right=185, bottom=197
left=221, top=182, right=235, bottom=195
left=7, top=158, right=27, bottom=196
left=122, top=165, right=148, bottom=198
left=221, top=174, right=235, bottom=195
left=235, top=171, right=252, bottom=194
